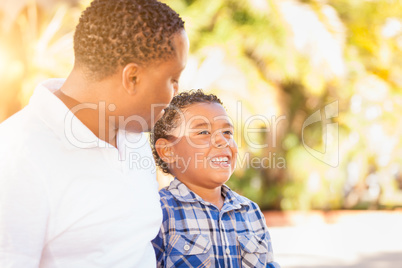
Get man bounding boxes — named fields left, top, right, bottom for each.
left=0, top=0, right=189, bottom=267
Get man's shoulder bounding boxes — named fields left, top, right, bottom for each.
left=0, top=106, right=72, bottom=179
left=1, top=108, right=60, bottom=150
left=0, top=107, right=29, bottom=135
left=1, top=108, right=39, bottom=151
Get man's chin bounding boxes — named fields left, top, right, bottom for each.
left=118, top=110, right=165, bottom=132
left=151, top=110, right=165, bottom=126
left=120, top=121, right=151, bottom=133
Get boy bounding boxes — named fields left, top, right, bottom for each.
left=151, top=90, right=280, bottom=267
left=0, top=0, right=188, bottom=267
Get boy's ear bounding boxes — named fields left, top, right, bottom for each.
left=155, top=138, right=176, bottom=164
left=122, top=63, right=140, bottom=95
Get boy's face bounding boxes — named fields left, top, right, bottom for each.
left=117, top=30, right=189, bottom=132
left=167, top=102, right=238, bottom=190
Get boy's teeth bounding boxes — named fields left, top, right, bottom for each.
left=211, top=157, right=229, bottom=162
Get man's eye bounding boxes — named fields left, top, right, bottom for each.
left=198, top=130, right=210, bottom=135
left=223, top=130, right=233, bottom=136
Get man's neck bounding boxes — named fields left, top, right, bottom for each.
left=55, top=69, right=118, bottom=148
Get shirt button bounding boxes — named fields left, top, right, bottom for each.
left=184, top=244, right=190, bottom=251
left=226, top=248, right=230, bottom=254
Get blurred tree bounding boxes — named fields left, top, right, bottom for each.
left=1, top=0, right=401, bottom=210
left=163, top=0, right=402, bottom=210
left=0, top=0, right=81, bottom=121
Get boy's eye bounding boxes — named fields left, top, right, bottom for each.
left=198, top=130, right=210, bottom=135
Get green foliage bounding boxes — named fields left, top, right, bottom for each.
left=168, top=0, right=402, bottom=210
left=1, top=0, right=402, bottom=210
left=0, top=1, right=80, bottom=120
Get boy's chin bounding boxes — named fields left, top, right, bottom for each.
left=208, top=174, right=232, bottom=186
left=177, top=173, right=231, bottom=188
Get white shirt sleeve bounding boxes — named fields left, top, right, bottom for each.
left=0, top=157, right=50, bottom=268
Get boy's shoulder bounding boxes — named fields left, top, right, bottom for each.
left=157, top=184, right=195, bottom=211
left=158, top=178, right=197, bottom=202
left=159, top=187, right=173, bottom=199
left=222, top=185, right=261, bottom=210
left=158, top=179, right=262, bottom=212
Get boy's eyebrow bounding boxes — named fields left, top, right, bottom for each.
left=222, top=122, right=234, bottom=129
left=190, top=121, right=234, bottom=129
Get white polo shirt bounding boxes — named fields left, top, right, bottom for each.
left=0, top=79, right=162, bottom=268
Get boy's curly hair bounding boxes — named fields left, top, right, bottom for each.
left=74, top=0, right=184, bottom=80
left=151, top=89, right=223, bottom=174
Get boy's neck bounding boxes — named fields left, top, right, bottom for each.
left=180, top=180, right=225, bottom=210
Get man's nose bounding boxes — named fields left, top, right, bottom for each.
left=173, top=83, right=179, bottom=96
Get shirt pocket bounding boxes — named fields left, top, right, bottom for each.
left=166, top=233, right=213, bottom=268
left=238, top=234, right=272, bottom=268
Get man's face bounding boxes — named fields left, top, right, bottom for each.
left=168, top=102, right=238, bottom=191
left=119, top=30, right=189, bottom=132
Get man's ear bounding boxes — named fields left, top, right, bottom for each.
left=155, top=138, right=176, bottom=163
left=122, top=63, right=140, bottom=95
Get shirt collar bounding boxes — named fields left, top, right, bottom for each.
left=29, top=79, right=100, bottom=149
left=167, top=178, right=250, bottom=211
left=28, top=78, right=147, bottom=151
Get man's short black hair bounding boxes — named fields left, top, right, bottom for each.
left=151, top=89, right=223, bottom=175
left=74, top=0, right=185, bottom=79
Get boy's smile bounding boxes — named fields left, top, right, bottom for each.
left=209, top=154, right=231, bottom=168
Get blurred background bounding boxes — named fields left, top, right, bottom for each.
left=1, top=0, right=402, bottom=267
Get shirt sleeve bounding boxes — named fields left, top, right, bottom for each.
left=252, top=203, right=281, bottom=268
left=264, top=223, right=281, bottom=268
left=0, top=158, right=50, bottom=268
left=267, top=262, right=281, bottom=268
left=151, top=228, right=165, bottom=267
left=151, top=194, right=170, bottom=268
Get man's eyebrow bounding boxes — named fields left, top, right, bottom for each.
left=190, top=122, right=210, bottom=129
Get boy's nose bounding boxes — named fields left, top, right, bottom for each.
left=213, top=132, right=229, bottom=148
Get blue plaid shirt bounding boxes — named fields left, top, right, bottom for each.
left=152, top=178, right=280, bottom=268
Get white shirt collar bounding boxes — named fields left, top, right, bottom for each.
left=29, top=78, right=144, bottom=152
left=29, top=78, right=100, bottom=149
